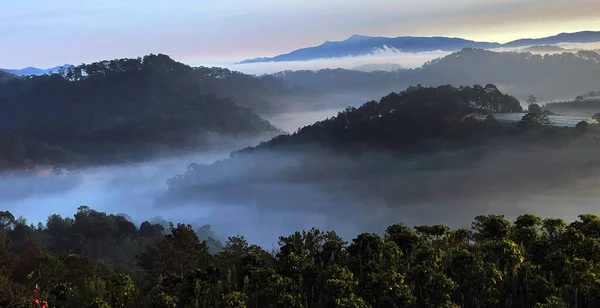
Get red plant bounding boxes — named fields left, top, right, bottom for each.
left=30, top=284, right=48, bottom=308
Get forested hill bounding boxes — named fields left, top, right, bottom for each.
left=234, top=84, right=523, bottom=153
left=161, top=84, right=600, bottom=216
left=269, top=49, right=600, bottom=102
left=415, top=49, right=600, bottom=99
left=193, top=66, right=318, bottom=113
left=0, top=54, right=281, bottom=167
left=162, top=85, right=534, bottom=205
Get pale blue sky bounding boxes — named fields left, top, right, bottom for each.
left=1, top=0, right=599, bottom=68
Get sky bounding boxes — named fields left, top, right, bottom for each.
left=1, top=0, right=600, bottom=69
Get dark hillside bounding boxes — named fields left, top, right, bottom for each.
left=0, top=54, right=280, bottom=166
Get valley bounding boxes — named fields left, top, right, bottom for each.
left=4, top=21, right=600, bottom=306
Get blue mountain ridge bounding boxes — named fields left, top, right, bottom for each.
left=0, top=64, right=73, bottom=76
left=238, top=31, right=600, bottom=64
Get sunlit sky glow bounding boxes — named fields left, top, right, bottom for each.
left=1, top=0, right=599, bottom=68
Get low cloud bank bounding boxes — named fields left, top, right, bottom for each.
left=4, top=136, right=600, bottom=249
left=220, top=47, right=452, bottom=75
left=155, top=140, right=600, bottom=247
left=211, top=43, right=600, bottom=76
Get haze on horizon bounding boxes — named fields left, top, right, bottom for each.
left=2, top=0, right=600, bottom=69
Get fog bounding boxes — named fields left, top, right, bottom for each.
left=153, top=138, right=600, bottom=247
left=222, top=47, right=452, bottom=75
left=214, top=42, right=600, bottom=75
left=4, top=123, right=600, bottom=249
left=4, top=42, right=600, bottom=249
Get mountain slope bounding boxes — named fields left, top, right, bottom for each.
left=159, top=84, right=600, bottom=227
left=414, top=48, right=600, bottom=100
left=240, top=31, right=600, bottom=63
left=239, top=35, right=500, bottom=63
left=162, top=84, right=525, bottom=205
left=504, top=31, right=600, bottom=47
left=0, top=54, right=281, bottom=165
left=269, top=49, right=600, bottom=103
left=192, top=66, right=317, bottom=113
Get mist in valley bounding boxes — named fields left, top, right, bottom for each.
left=5, top=2, right=600, bottom=305
left=150, top=139, right=600, bottom=246
left=223, top=47, right=452, bottom=75
left=4, top=90, right=600, bottom=250
left=219, top=42, right=600, bottom=76
left=3, top=44, right=600, bottom=249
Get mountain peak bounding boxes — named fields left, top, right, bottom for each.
left=239, top=30, right=600, bottom=64
left=348, top=34, right=368, bottom=39
left=344, top=34, right=375, bottom=43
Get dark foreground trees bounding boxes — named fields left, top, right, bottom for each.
left=3, top=209, right=600, bottom=307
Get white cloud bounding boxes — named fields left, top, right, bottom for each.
left=217, top=47, right=452, bottom=75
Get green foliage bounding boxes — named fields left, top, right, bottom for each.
left=105, top=273, right=137, bottom=308
left=221, top=291, right=247, bottom=308
left=149, top=290, right=178, bottom=308
left=89, top=297, right=112, bottom=308
left=6, top=208, right=600, bottom=307
left=137, top=222, right=212, bottom=279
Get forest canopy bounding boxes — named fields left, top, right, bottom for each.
left=0, top=54, right=282, bottom=167
left=2, top=208, right=600, bottom=307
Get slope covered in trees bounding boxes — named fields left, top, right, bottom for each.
left=415, top=49, right=600, bottom=100
left=3, top=207, right=600, bottom=307
left=0, top=54, right=281, bottom=167
left=160, top=84, right=600, bottom=222
left=165, top=84, right=524, bottom=194
left=269, top=49, right=600, bottom=104
left=193, top=66, right=318, bottom=113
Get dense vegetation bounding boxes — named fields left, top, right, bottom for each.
left=0, top=54, right=281, bottom=168
left=240, top=84, right=523, bottom=151
left=165, top=84, right=526, bottom=193
left=4, top=207, right=600, bottom=307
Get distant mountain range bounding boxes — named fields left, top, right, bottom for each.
left=267, top=48, right=600, bottom=105
left=0, top=64, right=72, bottom=76
left=238, top=31, right=600, bottom=64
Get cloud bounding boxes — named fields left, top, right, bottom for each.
left=2, top=0, right=600, bottom=68
left=218, top=47, right=452, bottom=75
left=211, top=41, right=600, bottom=77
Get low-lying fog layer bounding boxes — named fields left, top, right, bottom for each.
left=224, top=48, right=450, bottom=75
left=5, top=129, right=600, bottom=249
left=216, top=42, right=600, bottom=75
